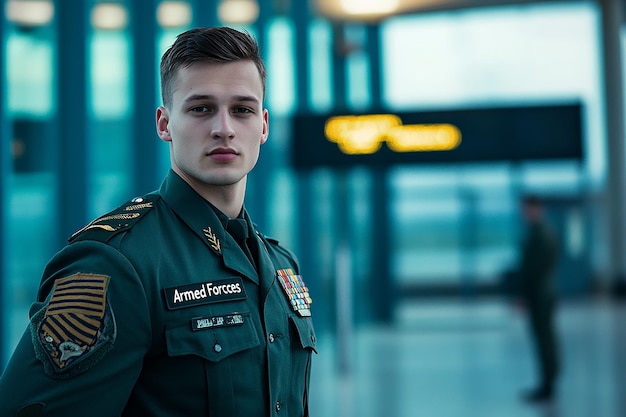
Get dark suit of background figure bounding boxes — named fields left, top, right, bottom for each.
left=517, top=198, right=560, bottom=401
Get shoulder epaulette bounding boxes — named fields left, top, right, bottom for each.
left=254, top=227, right=279, bottom=246
left=255, top=230, right=300, bottom=266
left=69, top=194, right=158, bottom=244
left=263, top=235, right=280, bottom=246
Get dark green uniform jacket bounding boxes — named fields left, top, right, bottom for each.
left=0, top=171, right=316, bottom=417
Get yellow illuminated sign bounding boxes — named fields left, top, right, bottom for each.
left=324, top=114, right=462, bottom=155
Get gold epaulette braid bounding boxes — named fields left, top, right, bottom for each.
left=69, top=195, right=157, bottom=244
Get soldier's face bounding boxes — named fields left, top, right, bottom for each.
left=156, top=60, right=268, bottom=191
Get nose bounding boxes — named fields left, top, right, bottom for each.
left=210, top=110, right=235, bottom=139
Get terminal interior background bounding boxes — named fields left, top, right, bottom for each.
left=1, top=0, right=626, bottom=416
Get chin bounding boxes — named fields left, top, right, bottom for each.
left=202, top=173, right=245, bottom=187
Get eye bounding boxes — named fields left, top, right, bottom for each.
left=190, top=106, right=211, bottom=113
left=233, top=107, right=253, bottom=114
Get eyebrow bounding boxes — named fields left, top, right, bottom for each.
left=183, top=94, right=261, bottom=105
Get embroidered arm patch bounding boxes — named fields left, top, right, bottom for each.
left=30, top=273, right=117, bottom=379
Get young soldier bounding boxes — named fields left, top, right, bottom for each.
left=0, top=27, right=315, bottom=417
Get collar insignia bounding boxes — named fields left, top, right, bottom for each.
left=203, top=226, right=221, bottom=253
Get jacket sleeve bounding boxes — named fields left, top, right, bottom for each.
left=0, top=240, right=151, bottom=417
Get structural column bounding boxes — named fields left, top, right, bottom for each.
left=130, top=0, right=161, bottom=195
left=600, top=0, right=626, bottom=295
left=246, top=0, right=272, bottom=230
left=56, top=0, right=89, bottom=247
left=0, top=0, right=11, bottom=368
left=292, top=0, right=318, bottom=324
left=366, top=24, right=394, bottom=322
left=191, top=0, right=218, bottom=27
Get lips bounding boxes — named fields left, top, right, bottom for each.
left=208, top=147, right=237, bottom=156
left=207, top=147, right=238, bottom=162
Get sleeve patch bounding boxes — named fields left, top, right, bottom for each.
left=30, top=273, right=117, bottom=379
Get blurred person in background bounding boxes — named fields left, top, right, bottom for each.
left=514, top=195, right=561, bottom=404
left=0, top=26, right=315, bottom=417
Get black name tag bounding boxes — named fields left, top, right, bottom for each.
left=191, top=313, right=246, bottom=331
left=164, top=277, right=247, bottom=310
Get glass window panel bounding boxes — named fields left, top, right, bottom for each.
left=346, top=51, right=369, bottom=111
left=89, top=29, right=133, bottom=217
left=90, top=31, right=130, bottom=118
left=7, top=31, right=54, bottom=116
left=8, top=173, right=57, bottom=354
left=309, top=19, right=332, bottom=112
left=519, top=160, right=583, bottom=194
left=390, top=167, right=464, bottom=284
left=6, top=27, right=57, bottom=357
left=346, top=168, right=372, bottom=283
left=267, top=167, right=298, bottom=247
left=345, top=25, right=370, bottom=110
left=157, top=28, right=185, bottom=176
left=390, top=160, right=584, bottom=287
left=267, top=17, right=295, bottom=115
left=381, top=3, right=600, bottom=290
left=381, top=3, right=604, bottom=188
left=382, top=3, right=600, bottom=105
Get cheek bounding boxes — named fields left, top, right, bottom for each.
left=169, top=124, right=197, bottom=147
left=245, top=142, right=262, bottom=163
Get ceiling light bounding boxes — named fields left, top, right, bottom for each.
left=157, top=1, right=192, bottom=28
left=5, top=0, right=54, bottom=27
left=91, top=3, right=128, bottom=30
left=340, top=0, right=400, bottom=15
left=218, top=0, right=259, bottom=25
left=316, top=0, right=459, bottom=21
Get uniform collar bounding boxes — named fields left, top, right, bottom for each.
left=159, top=170, right=259, bottom=284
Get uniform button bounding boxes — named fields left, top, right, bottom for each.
left=275, top=401, right=281, bottom=412
left=268, top=333, right=275, bottom=343
left=213, top=343, right=222, bottom=353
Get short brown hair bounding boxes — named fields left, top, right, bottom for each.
left=159, top=27, right=266, bottom=108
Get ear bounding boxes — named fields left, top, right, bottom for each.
left=156, top=106, right=172, bottom=142
left=260, top=109, right=269, bottom=145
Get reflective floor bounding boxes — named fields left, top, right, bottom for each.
left=309, top=297, right=626, bottom=417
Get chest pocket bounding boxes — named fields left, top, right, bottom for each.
left=165, top=313, right=261, bottom=362
left=290, top=315, right=317, bottom=352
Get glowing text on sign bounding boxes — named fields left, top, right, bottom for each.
left=324, top=114, right=462, bottom=155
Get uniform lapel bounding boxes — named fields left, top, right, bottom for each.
left=158, top=171, right=259, bottom=285
left=221, top=238, right=258, bottom=285
left=247, top=217, right=276, bottom=297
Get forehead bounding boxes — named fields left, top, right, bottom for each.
left=171, top=60, right=263, bottom=103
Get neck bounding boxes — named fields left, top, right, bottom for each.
left=174, top=169, right=246, bottom=218
left=208, top=190, right=245, bottom=219
left=203, top=182, right=246, bottom=219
